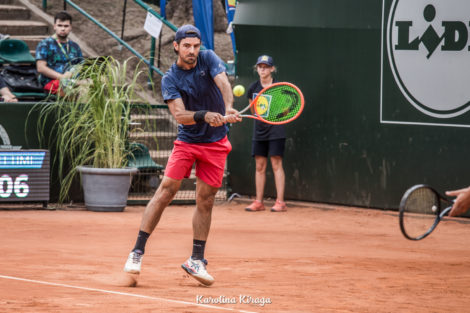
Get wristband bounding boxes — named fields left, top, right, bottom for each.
left=194, top=110, right=208, bottom=123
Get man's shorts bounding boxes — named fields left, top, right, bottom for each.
left=252, top=138, right=286, bottom=158
left=44, top=79, right=61, bottom=94
left=165, top=136, right=232, bottom=188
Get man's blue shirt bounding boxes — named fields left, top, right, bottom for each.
left=161, top=49, right=228, bottom=143
left=35, top=36, right=83, bottom=85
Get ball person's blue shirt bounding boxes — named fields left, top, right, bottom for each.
left=161, top=50, right=228, bottom=143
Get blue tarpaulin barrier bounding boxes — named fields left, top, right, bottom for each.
left=192, top=0, right=214, bottom=50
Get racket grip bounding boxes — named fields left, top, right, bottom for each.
left=223, top=114, right=243, bottom=124
left=223, top=115, right=240, bottom=123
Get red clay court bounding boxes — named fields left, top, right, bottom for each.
left=1, top=201, right=469, bottom=312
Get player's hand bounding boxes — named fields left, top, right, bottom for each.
left=224, top=108, right=242, bottom=124
left=205, top=112, right=225, bottom=127
left=446, top=186, right=470, bottom=217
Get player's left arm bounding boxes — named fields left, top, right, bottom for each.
left=167, top=97, right=226, bottom=126
left=213, top=72, right=241, bottom=123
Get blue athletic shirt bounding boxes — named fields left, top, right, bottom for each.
left=161, top=49, right=228, bottom=143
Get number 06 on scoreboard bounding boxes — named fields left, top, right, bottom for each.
left=0, top=150, right=50, bottom=208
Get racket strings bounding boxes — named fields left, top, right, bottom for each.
left=256, top=85, right=302, bottom=122
left=402, top=188, right=439, bottom=239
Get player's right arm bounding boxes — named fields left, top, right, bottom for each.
left=167, top=98, right=225, bottom=126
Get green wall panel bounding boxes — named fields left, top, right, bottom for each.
left=0, top=102, right=82, bottom=202
left=228, top=0, right=470, bottom=209
left=0, top=102, right=42, bottom=149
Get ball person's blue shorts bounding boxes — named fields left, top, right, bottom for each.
left=252, top=138, right=285, bottom=157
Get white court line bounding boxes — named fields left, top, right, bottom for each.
left=0, top=274, right=259, bottom=313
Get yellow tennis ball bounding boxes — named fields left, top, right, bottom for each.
left=233, top=85, right=245, bottom=97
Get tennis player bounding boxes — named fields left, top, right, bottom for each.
left=124, top=25, right=240, bottom=286
left=245, top=55, right=287, bottom=212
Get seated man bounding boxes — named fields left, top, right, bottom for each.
left=35, top=11, right=83, bottom=95
left=0, top=76, right=17, bottom=102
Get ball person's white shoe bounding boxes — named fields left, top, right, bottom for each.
left=124, top=251, right=143, bottom=274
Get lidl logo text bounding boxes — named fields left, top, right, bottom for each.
left=395, top=4, right=470, bottom=58
left=386, top=0, right=470, bottom=119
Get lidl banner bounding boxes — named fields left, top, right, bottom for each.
left=381, top=0, right=470, bottom=127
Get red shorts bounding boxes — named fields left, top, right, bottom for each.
left=165, top=136, right=232, bottom=188
left=44, top=79, right=61, bottom=94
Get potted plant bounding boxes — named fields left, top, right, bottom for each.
left=35, top=56, right=144, bottom=211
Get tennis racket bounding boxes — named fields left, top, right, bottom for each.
left=399, top=184, right=453, bottom=240
left=227, top=82, right=304, bottom=125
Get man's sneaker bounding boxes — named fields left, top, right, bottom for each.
left=271, top=200, right=287, bottom=212
left=181, top=257, right=214, bottom=286
left=245, top=200, right=265, bottom=212
left=124, top=251, right=143, bottom=274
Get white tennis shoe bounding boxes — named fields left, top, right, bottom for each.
left=124, top=251, right=143, bottom=274
left=181, top=257, right=214, bottom=286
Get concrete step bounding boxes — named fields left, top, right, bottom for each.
left=10, top=35, right=46, bottom=51
left=128, top=189, right=226, bottom=203
left=0, top=20, right=48, bottom=36
left=0, top=4, right=30, bottom=20
left=130, top=113, right=177, bottom=132
left=128, top=131, right=177, bottom=138
left=128, top=131, right=176, bottom=151
left=131, top=114, right=171, bottom=121
left=129, top=121, right=177, bottom=134
left=150, top=149, right=171, bottom=167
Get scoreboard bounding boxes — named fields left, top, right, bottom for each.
left=0, top=150, right=50, bottom=206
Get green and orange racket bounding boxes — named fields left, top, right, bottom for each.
left=227, top=82, right=304, bottom=125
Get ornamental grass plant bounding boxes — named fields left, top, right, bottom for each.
left=33, top=56, right=146, bottom=203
